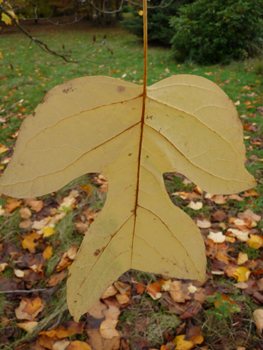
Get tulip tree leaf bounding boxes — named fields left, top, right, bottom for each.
left=0, top=74, right=256, bottom=321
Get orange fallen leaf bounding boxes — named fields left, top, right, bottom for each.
left=67, top=341, right=91, bottom=350
left=101, top=285, right=118, bottom=299
left=22, top=232, right=41, bottom=253
left=56, top=321, right=83, bottom=338
left=136, top=282, right=145, bottom=294
left=146, top=282, right=162, bottom=300
left=243, top=190, right=259, bottom=198
left=43, top=246, right=53, bottom=260
left=47, top=270, right=67, bottom=287
left=5, top=200, right=22, bottom=212
left=99, top=318, right=120, bottom=339
left=82, top=184, right=92, bottom=196
left=15, top=297, right=44, bottom=320
left=115, top=294, right=129, bottom=305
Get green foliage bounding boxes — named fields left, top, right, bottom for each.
left=206, top=293, right=239, bottom=320
left=170, top=0, right=263, bottom=64
left=122, top=0, right=193, bottom=45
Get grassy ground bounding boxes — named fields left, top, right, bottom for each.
left=0, top=20, right=263, bottom=350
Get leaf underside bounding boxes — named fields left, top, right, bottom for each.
left=0, top=75, right=255, bottom=321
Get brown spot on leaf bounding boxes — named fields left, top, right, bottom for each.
left=117, top=86, right=125, bottom=93
left=94, top=249, right=101, bottom=256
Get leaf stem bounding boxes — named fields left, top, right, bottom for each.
left=143, top=0, right=147, bottom=95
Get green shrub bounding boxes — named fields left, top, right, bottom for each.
left=170, top=0, right=263, bottom=64
left=121, top=0, right=194, bottom=45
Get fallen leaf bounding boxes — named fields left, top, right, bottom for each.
left=66, top=341, right=91, bottom=350
left=169, top=281, right=191, bottom=303
left=238, top=209, right=261, bottom=222
left=22, top=232, right=41, bottom=253
left=0, top=74, right=256, bottom=321
left=5, top=200, right=21, bottom=212
left=15, top=297, right=44, bottom=320
left=102, top=305, right=120, bottom=321
left=187, top=201, right=203, bottom=210
left=25, top=199, right=43, bottom=212
left=17, top=321, right=38, bottom=332
left=88, top=301, right=107, bottom=319
left=253, top=309, right=263, bottom=335
left=196, top=219, right=211, bottom=229
left=215, top=252, right=229, bottom=265
left=136, top=282, right=145, bottom=294
left=210, top=195, right=228, bottom=204
left=207, top=231, right=225, bottom=243
left=115, top=294, right=130, bottom=304
left=237, top=252, right=248, bottom=265
left=52, top=339, right=70, bottom=350
left=67, top=245, right=78, bottom=260
left=43, top=246, right=53, bottom=260
left=19, top=207, right=32, bottom=219
left=146, top=282, right=162, bottom=300
left=47, top=270, right=67, bottom=287
left=233, top=267, right=251, bottom=282
left=100, top=318, right=120, bottom=339
left=101, top=285, right=118, bottom=299
left=227, top=228, right=249, bottom=242
left=172, top=334, right=194, bottom=350
left=42, top=227, right=55, bottom=237
left=56, top=321, right=83, bottom=338
left=14, top=269, right=25, bottom=278
left=211, top=210, right=228, bottom=222
left=0, top=263, right=8, bottom=273
left=248, top=235, right=263, bottom=249
left=228, top=194, right=244, bottom=201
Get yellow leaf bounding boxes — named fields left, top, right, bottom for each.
left=237, top=252, right=248, bottom=265
left=172, top=335, right=194, bottom=350
left=1, top=10, right=17, bottom=25
left=233, top=267, right=251, bottom=282
left=22, top=232, right=41, bottom=253
left=0, top=52, right=3, bottom=59
left=17, top=321, right=38, bottom=332
left=248, top=234, right=263, bottom=249
left=43, top=246, right=53, bottom=260
left=42, top=227, right=55, bottom=237
left=0, top=146, right=9, bottom=154
left=138, top=10, right=143, bottom=16
left=0, top=74, right=256, bottom=321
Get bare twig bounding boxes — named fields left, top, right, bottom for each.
left=0, top=288, right=47, bottom=294
left=0, top=4, right=110, bottom=63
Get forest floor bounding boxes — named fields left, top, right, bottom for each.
left=0, top=20, right=263, bottom=350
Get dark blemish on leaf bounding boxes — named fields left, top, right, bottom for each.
left=63, top=87, right=74, bottom=94
left=94, top=249, right=101, bottom=256
left=131, top=209, right=135, bottom=213
left=128, top=153, right=132, bottom=156
left=146, top=155, right=149, bottom=158
left=117, top=86, right=125, bottom=93
left=32, top=112, right=36, bottom=117
left=159, top=128, right=161, bottom=132
left=146, top=115, right=153, bottom=120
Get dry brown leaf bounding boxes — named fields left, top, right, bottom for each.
left=99, top=318, right=120, bottom=339
left=210, top=195, right=228, bottom=204
left=196, top=219, right=211, bottom=229
left=169, top=281, right=190, bottom=303
left=228, top=194, right=244, bottom=201
left=5, top=200, right=21, bottom=212
left=237, top=252, right=248, bottom=265
left=56, top=253, right=71, bottom=272
left=19, top=219, right=33, bottom=230
left=0, top=74, right=256, bottom=321
left=47, top=270, right=67, bottom=287
left=52, top=339, right=70, bottom=350
left=88, top=300, right=107, bottom=319
left=15, top=297, right=44, bottom=320
left=75, top=222, right=89, bottom=234
left=238, top=209, right=261, bottom=222
left=101, top=285, right=118, bottom=299
left=114, top=281, right=131, bottom=295
left=67, top=245, right=78, bottom=260
left=215, top=252, right=229, bottom=265
left=56, top=321, right=83, bottom=338
left=102, top=306, right=120, bottom=321
left=17, top=321, right=38, bottom=332
left=19, top=207, right=32, bottom=219
left=27, top=199, right=43, bottom=212
left=66, top=341, right=91, bottom=350
left=87, top=329, right=120, bottom=350
left=115, top=294, right=130, bottom=305
left=253, top=309, right=263, bottom=335
left=146, top=282, right=162, bottom=300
